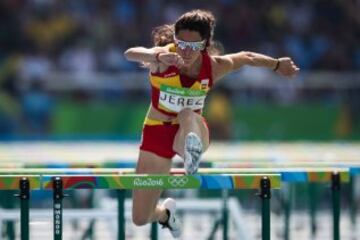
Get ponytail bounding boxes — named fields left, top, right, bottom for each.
left=151, top=24, right=174, bottom=47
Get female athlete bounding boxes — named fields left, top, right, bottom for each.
left=125, top=9, right=299, bottom=238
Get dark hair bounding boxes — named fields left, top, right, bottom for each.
left=175, top=9, right=216, bottom=48
left=151, top=10, right=220, bottom=54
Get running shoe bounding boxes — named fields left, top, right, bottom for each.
left=159, top=198, right=181, bottom=238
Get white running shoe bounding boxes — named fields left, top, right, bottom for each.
left=184, top=132, right=203, bottom=175
left=159, top=198, right=181, bottom=238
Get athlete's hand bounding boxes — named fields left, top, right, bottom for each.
left=158, top=52, right=184, bottom=68
left=275, top=57, right=300, bottom=78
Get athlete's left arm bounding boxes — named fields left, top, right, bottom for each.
left=212, top=51, right=300, bottom=83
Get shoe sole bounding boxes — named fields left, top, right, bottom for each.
left=184, top=133, right=202, bottom=175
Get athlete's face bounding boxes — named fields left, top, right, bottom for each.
left=175, top=30, right=206, bottom=67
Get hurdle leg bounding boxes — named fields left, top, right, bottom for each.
left=3, top=191, right=16, bottom=240
left=88, top=191, right=95, bottom=240
left=207, top=217, right=222, bottom=239
left=81, top=190, right=95, bottom=240
left=283, top=184, right=293, bottom=240
left=16, top=178, right=30, bottom=240
left=117, top=190, right=125, bottom=240
left=308, top=183, right=319, bottom=238
left=150, top=222, right=158, bottom=240
left=349, top=175, right=357, bottom=231
left=331, top=172, right=341, bottom=240
left=5, top=220, right=15, bottom=240
left=259, top=177, right=271, bottom=240
left=222, top=189, right=229, bottom=240
left=53, top=177, right=65, bottom=240
left=0, top=219, right=2, bottom=240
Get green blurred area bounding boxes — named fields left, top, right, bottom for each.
left=51, top=101, right=148, bottom=137
left=233, top=104, right=339, bottom=140
left=50, top=100, right=359, bottom=140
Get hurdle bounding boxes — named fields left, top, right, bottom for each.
left=206, top=163, right=358, bottom=240
left=196, top=167, right=349, bottom=240
left=118, top=166, right=349, bottom=240
left=0, top=166, right=351, bottom=240
left=0, top=170, right=281, bottom=240
left=0, top=165, right=355, bottom=240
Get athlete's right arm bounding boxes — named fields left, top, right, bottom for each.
left=124, top=46, right=165, bottom=64
left=124, top=46, right=184, bottom=69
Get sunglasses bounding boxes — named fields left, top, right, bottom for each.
left=174, top=36, right=206, bottom=51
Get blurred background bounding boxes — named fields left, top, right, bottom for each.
left=0, top=0, right=359, bottom=141
left=0, top=1, right=360, bottom=240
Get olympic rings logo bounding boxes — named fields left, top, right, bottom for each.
left=168, top=176, right=189, bottom=187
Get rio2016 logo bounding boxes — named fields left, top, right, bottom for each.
left=133, top=177, right=164, bottom=187
left=168, top=176, right=189, bottom=187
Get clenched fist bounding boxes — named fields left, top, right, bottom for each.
left=275, top=57, right=300, bottom=77
left=157, top=52, right=185, bottom=68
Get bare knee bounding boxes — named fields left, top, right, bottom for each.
left=132, top=197, right=151, bottom=226
left=177, top=108, right=194, bottom=123
left=132, top=194, right=156, bottom=226
left=132, top=212, right=150, bottom=226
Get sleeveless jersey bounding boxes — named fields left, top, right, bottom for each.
left=149, top=44, right=213, bottom=116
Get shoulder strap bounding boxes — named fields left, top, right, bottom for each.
left=199, top=51, right=213, bottom=87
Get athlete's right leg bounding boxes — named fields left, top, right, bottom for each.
left=132, top=150, right=172, bottom=226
